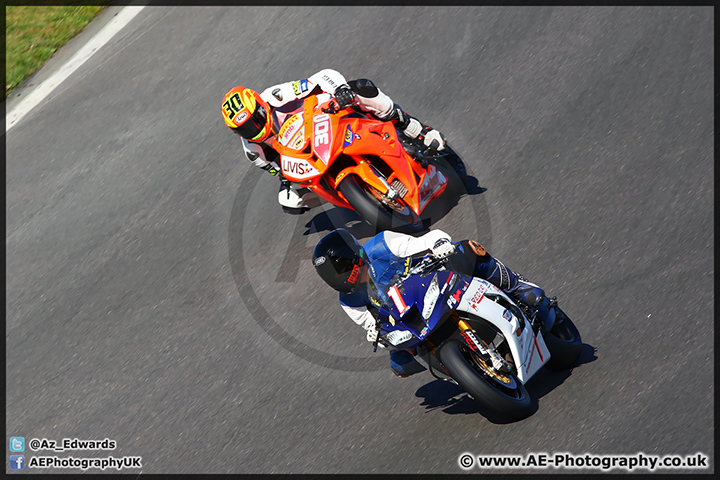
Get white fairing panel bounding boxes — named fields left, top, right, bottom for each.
left=457, top=278, right=550, bottom=383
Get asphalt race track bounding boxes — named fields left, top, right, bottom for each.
left=6, top=6, right=713, bottom=474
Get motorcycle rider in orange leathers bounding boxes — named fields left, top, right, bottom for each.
left=221, top=68, right=446, bottom=214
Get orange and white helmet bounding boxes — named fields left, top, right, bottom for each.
left=221, top=86, right=273, bottom=142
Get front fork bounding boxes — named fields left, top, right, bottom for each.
left=457, top=319, right=512, bottom=374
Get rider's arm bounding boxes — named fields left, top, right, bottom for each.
left=346, top=78, right=396, bottom=119
left=343, top=79, right=446, bottom=151
left=307, top=68, right=348, bottom=95
left=340, top=292, right=381, bottom=343
left=307, top=70, right=397, bottom=119
left=260, top=68, right=348, bottom=108
left=381, top=229, right=452, bottom=258
left=240, top=137, right=281, bottom=176
left=261, top=68, right=396, bottom=119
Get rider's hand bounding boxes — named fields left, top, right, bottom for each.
left=431, top=238, right=455, bottom=259
left=418, top=126, right=446, bottom=152
left=364, top=317, right=381, bottom=343
left=401, top=116, right=446, bottom=152
left=334, top=84, right=356, bottom=109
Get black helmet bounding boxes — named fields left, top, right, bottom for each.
left=312, top=229, right=365, bottom=294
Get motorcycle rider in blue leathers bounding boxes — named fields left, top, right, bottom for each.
left=312, top=228, right=546, bottom=377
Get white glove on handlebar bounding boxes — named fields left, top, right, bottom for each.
left=363, top=317, right=380, bottom=342
left=402, top=117, right=446, bottom=151
left=431, top=239, right=455, bottom=259
left=420, top=128, right=446, bottom=151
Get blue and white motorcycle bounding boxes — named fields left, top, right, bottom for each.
left=374, top=249, right=582, bottom=421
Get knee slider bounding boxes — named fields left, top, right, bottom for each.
left=514, top=280, right=545, bottom=308
left=459, top=239, right=492, bottom=263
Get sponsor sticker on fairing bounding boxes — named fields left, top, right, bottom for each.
left=343, top=125, right=355, bottom=147
left=281, top=155, right=319, bottom=180
left=447, top=288, right=463, bottom=309
left=278, top=113, right=304, bottom=146
left=468, top=283, right=488, bottom=311
left=447, top=280, right=470, bottom=309
left=290, top=129, right=306, bottom=150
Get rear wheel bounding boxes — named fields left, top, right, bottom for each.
left=437, top=338, right=532, bottom=421
left=542, top=307, right=582, bottom=370
left=338, top=174, right=423, bottom=232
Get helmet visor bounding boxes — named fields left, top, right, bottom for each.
left=333, top=246, right=358, bottom=273
left=234, top=103, right=268, bottom=140
left=323, top=252, right=363, bottom=294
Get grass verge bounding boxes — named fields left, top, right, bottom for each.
left=6, top=4, right=110, bottom=98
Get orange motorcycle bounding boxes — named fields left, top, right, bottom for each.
left=270, top=93, right=467, bottom=231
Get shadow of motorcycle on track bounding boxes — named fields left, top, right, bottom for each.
left=301, top=171, right=486, bottom=238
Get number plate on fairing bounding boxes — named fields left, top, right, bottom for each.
left=312, top=113, right=333, bottom=164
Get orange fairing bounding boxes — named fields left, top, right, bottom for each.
left=271, top=96, right=447, bottom=215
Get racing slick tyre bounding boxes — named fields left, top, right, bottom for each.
left=542, top=307, right=582, bottom=371
left=438, top=338, right=532, bottom=421
left=338, top=174, right=423, bottom=233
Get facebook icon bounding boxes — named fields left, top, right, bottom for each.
left=10, top=455, right=25, bottom=470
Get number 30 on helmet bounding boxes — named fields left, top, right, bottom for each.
left=221, top=86, right=273, bottom=142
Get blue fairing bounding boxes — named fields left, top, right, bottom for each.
left=377, top=270, right=473, bottom=349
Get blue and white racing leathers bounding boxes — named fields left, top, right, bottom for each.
left=339, top=230, right=545, bottom=343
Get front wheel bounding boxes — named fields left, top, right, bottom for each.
left=437, top=339, right=532, bottom=421
left=542, top=307, right=582, bottom=371
left=338, top=174, right=423, bottom=233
